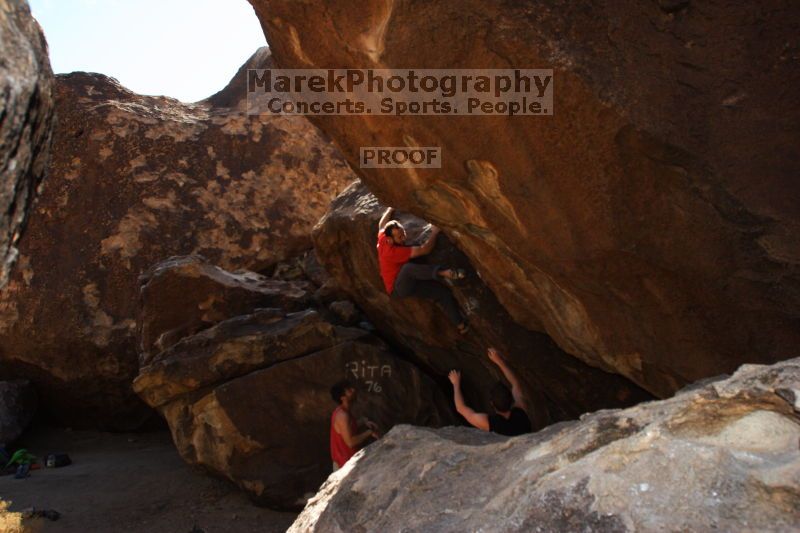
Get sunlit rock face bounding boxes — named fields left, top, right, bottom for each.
left=290, top=358, right=800, bottom=532
left=0, top=48, right=356, bottom=429
left=314, top=182, right=653, bottom=428
left=134, top=257, right=454, bottom=510
left=0, top=0, right=55, bottom=287
left=251, top=0, right=800, bottom=398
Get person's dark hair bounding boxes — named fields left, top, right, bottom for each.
left=330, top=379, right=355, bottom=404
left=384, top=221, right=401, bottom=239
left=489, top=382, right=514, bottom=412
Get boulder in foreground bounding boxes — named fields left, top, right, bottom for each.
left=291, top=358, right=800, bottom=532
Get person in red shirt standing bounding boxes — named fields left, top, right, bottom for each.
left=377, top=206, right=469, bottom=334
left=330, top=380, right=379, bottom=471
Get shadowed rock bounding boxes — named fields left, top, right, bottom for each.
left=0, top=379, right=37, bottom=446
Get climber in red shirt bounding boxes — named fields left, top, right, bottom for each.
left=377, top=206, right=469, bottom=334
left=330, top=380, right=379, bottom=471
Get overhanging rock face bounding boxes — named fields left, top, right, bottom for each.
left=314, top=182, right=653, bottom=427
left=251, top=0, right=800, bottom=397
left=290, top=358, right=800, bottom=532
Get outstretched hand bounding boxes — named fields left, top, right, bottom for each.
left=448, top=369, right=461, bottom=386
left=487, top=347, right=503, bottom=365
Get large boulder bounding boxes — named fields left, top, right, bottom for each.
left=0, top=379, right=37, bottom=445
left=252, top=0, right=800, bottom=398
left=314, top=182, right=653, bottom=427
left=0, top=48, right=355, bottom=428
left=0, top=0, right=54, bottom=286
left=137, top=254, right=313, bottom=365
left=290, top=358, right=800, bottom=532
left=134, top=306, right=454, bottom=509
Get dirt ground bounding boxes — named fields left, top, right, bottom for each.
left=0, top=425, right=297, bottom=533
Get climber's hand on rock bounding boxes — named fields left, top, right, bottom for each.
left=448, top=369, right=461, bottom=385
left=487, top=347, right=503, bottom=364
left=365, top=420, right=378, bottom=431
left=430, top=224, right=441, bottom=235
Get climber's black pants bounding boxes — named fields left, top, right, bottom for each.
left=392, top=263, right=463, bottom=325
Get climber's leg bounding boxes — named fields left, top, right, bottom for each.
left=393, top=263, right=442, bottom=297
left=406, top=280, right=465, bottom=327
left=393, top=263, right=466, bottom=297
left=392, top=263, right=468, bottom=332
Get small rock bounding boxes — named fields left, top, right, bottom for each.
left=329, top=300, right=360, bottom=325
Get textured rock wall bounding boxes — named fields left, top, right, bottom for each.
left=251, top=0, right=800, bottom=398
left=0, top=48, right=356, bottom=428
left=0, top=0, right=54, bottom=286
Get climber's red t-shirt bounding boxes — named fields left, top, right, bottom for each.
left=377, top=232, right=412, bottom=294
left=330, top=406, right=358, bottom=467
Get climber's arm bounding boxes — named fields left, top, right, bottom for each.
left=378, top=207, right=394, bottom=231
left=448, top=370, right=490, bottom=431
left=410, top=225, right=441, bottom=258
left=334, top=409, right=376, bottom=448
left=488, top=348, right=528, bottom=412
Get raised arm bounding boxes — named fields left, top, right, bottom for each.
left=335, top=410, right=377, bottom=448
left=487, top=348, right=527, bottom=412
left=448, top=370, right=489, bottom=431
left=378, top=207, right=394, bottom=231
left=410, top=225, right=440, bottom=258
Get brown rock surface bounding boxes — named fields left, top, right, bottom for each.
left=0, top=0, right=54, bottom=286
left=290, top=358, right=800, bottom=532
left=134, top=306, right=454, bottom=509
left=0, top=48, right=355, bottom=428
left=137, top=254, right=313, bottom=365
left=252, top=0, right=800, bottom=398
left=314, top=182, right=652, bottom=427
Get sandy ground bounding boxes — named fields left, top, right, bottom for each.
left=0, top=425, right=297, bottom=533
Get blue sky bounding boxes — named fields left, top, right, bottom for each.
left=29, top=0, right=267, bottom=102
